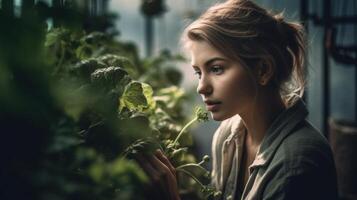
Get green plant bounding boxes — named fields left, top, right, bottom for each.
left=124, top=106, right=222, bottom=199
left=44, top=27, right=220, bottom=199
left=1, top=9, right=219, bottom=198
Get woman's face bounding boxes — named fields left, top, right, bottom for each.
left=189, top=40, right=257, bottom=121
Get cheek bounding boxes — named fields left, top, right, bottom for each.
left=223, top=73, right=256, bottom=104
left=222, top=74, right=255, bottom=98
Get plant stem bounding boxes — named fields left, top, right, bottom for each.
left=176, top=163, right=207, bottom=172
left=173, top=117, right=197, bottom=145
left=198, top=160, right=205, bottom=166
left=176, top=168, right=205, bottom=188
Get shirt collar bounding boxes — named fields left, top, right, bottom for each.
left=249, top=98, right=309, bottom=169
left=221, top=114, right=246, bottom=145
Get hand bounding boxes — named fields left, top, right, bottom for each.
left=135, top=149, right=180, bottom=200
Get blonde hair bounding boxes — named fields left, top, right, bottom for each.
left=181, top=0, right=306, bottom=106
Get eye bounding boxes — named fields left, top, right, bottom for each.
left=211, top=65, right=224, bottom=75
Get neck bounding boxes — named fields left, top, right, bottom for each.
left=240, top=89, right=286, bottom=148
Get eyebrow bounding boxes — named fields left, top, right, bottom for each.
left=192, top=57, right=227, bottom=69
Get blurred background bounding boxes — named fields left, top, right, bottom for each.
left=1, top=0, right=356, bottom=199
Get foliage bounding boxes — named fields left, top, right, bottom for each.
left=0, top=5, right=220, bottom=200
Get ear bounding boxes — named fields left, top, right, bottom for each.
left=256, top=60, right=274, bottom=86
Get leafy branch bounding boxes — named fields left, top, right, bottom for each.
left=173, top=106, right=209, bottom=145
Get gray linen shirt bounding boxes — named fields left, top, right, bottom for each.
left=211, top=99, right=338, bottom=200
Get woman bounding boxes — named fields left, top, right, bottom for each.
left=136, top=0, right=339, bottom=199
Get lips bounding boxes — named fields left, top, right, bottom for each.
left=204, top=100, right=221, bottom=105
left=204, top=100, right=222, bottom=111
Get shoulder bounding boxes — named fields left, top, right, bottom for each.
left=262, top=120, right=338, bottom=199
left=275, top=119, right=335, bottom=174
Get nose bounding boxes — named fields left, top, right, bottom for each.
left=196, top=76, right=213, bottom=96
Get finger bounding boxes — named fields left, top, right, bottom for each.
left=134, top=155, right=162, bottom=199
left=154, top=149, right=177, bottom=178
left=147, top=155, right=172, bottom=196
left=135, top=155, right=161, bottom=182
left=146, top=154, right=180, bottom=200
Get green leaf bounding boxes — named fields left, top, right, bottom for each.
left=98, top=54, right=138, bottom=78
left=45, top=28, right=69, bottom=47
left=91, top=66, right=128, bottom=89
left=71, top=58, right=107, bottom=80
left=76, top=44, right=94, bottom=60
left=123, top=137, right=161, bottom=158
left=142, top=81, right=156, bottom=112
left=118, top=81, right=155, bottom=113
left=155, top=86, right=185, bottom=109
left=81, top=32, right=109, bottom=45
left=89, top=160, right=105, bottom=182
left=110, top=158, right=148, bottom=184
